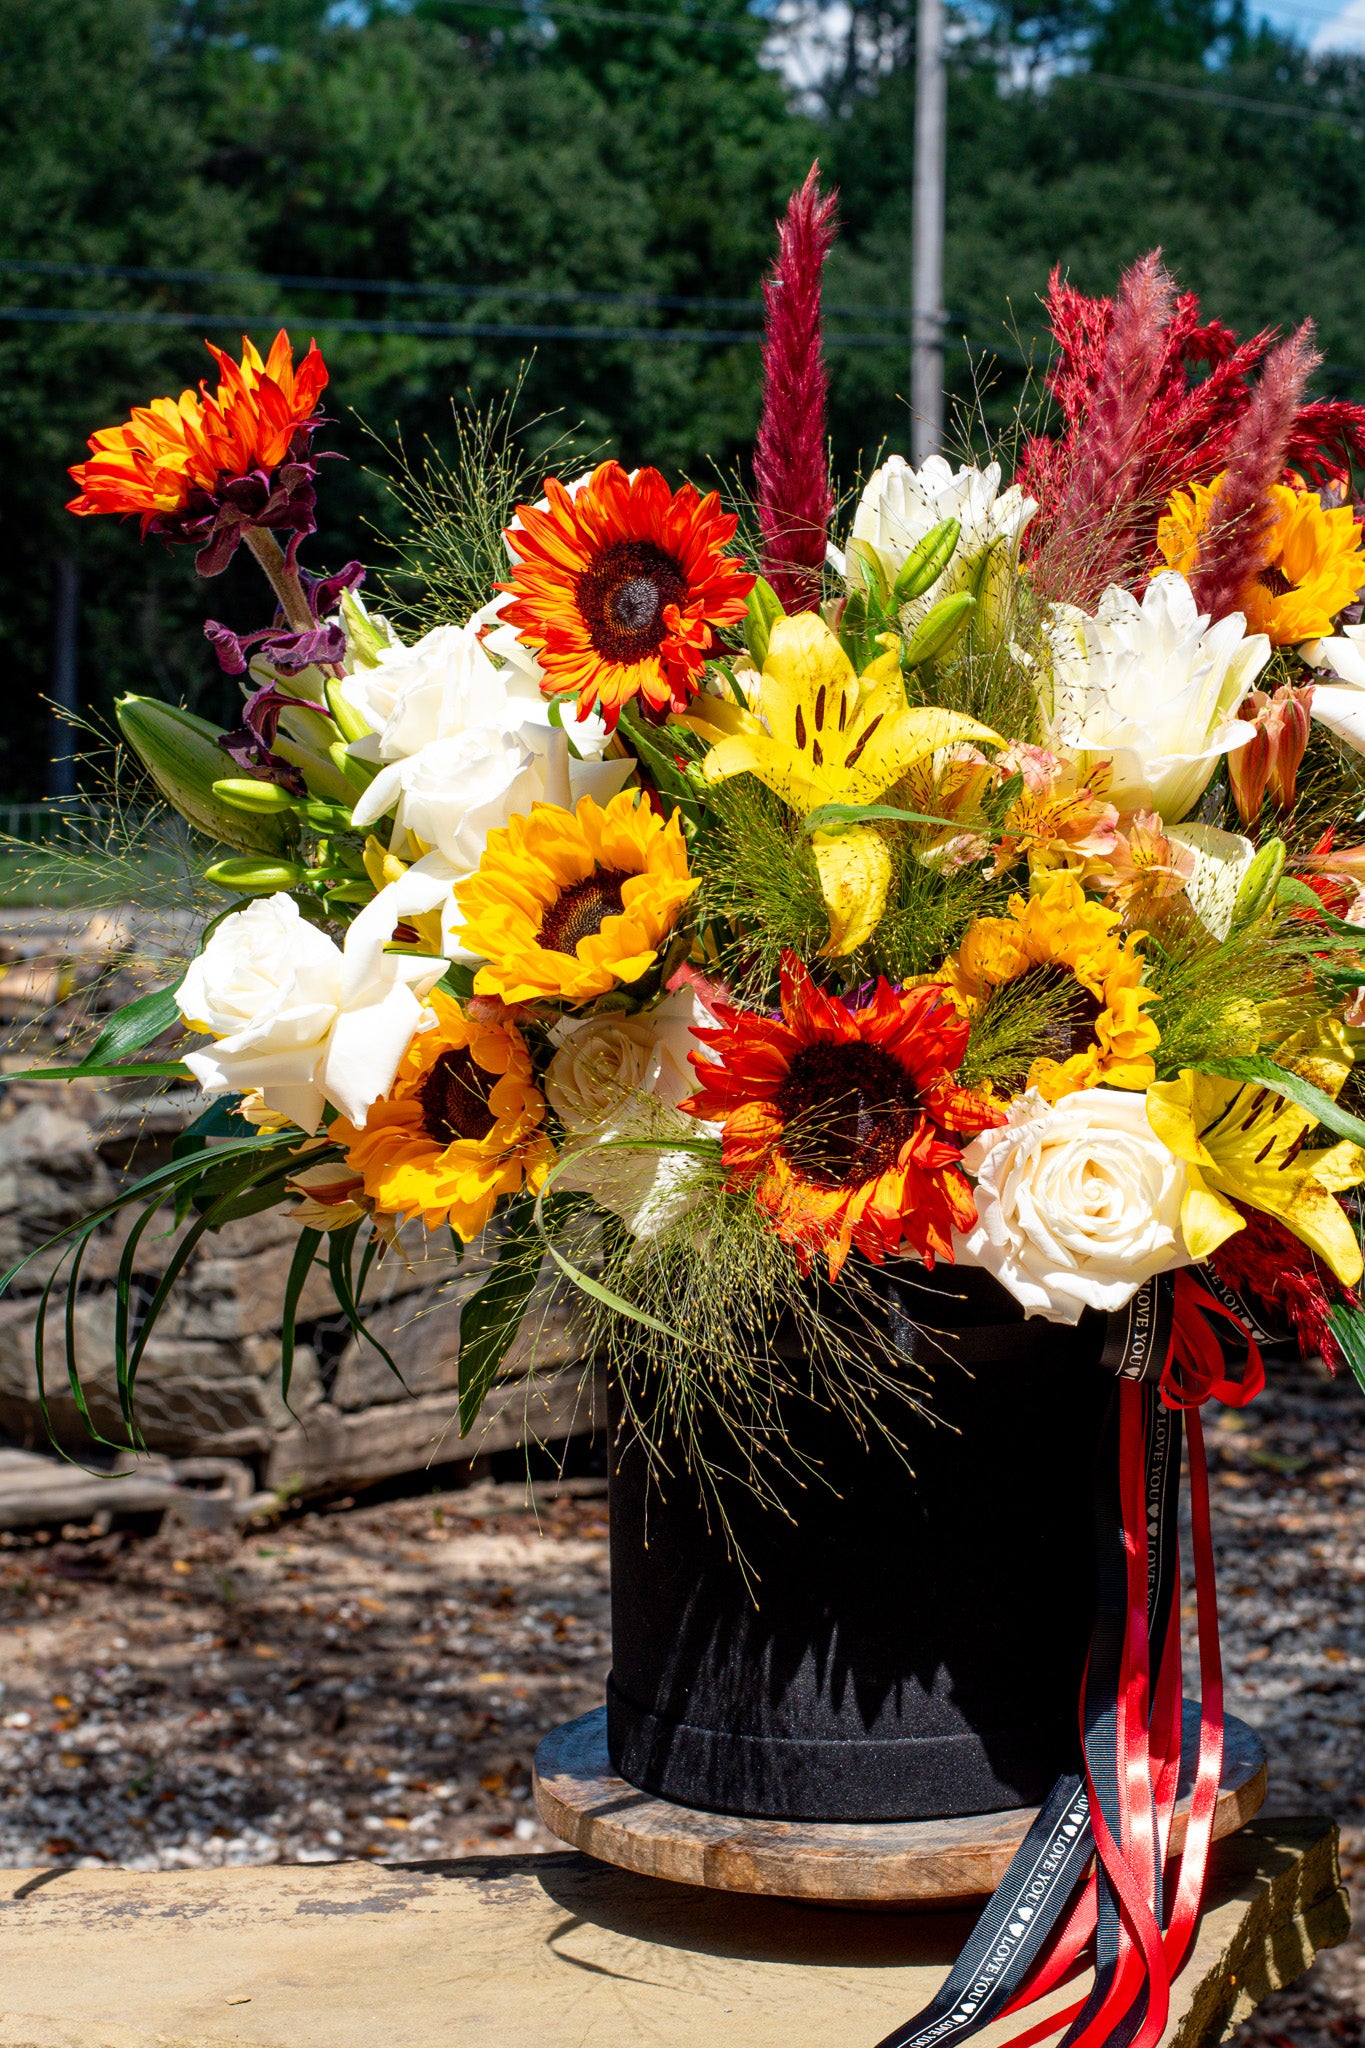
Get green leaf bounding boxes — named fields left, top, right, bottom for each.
left=617, top=708, right=703, bottom=832
left=1274, top=875, right=1323, bottom=912
left=7, top=1059, right=193, bottom=1082
left=438, top=961, right=477, bottom=1001
left=801, top=802, right=950, bottom=838
left=1328, top=1302, right=1365, bottom=1395
left=44, top=985, right=184, bottom=1081
left=1202, top=1055, right=1365, bottom=1150
left=456, top=1204, right=548, bottom=1435
left=280, top=1228, right=324, bottom=1410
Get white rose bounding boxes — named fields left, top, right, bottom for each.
left=1042, top=572, right=1269, bottom=823
left=176, top=894, right=440, bottom=1135
left=955, top=1088, right=1193, bottom=1324
left=339, top=620, right=504, bottom=762
left=352, top=727, right=540, bottom=872
left=544, top=990, right=720, bottom=1238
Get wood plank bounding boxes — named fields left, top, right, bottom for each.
left=533, top=1704, right=1267, bottom=1906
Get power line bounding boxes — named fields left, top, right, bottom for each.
left=1083, top=67, right=1365, bottom=122
left=0, top=258, right=906, bottom=322
left=0, top=302, right=903, bottom=347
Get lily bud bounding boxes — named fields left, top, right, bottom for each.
left=212, top=778, right=295, bottom=814
left=1227, top=691, right=1273, bottom=824
left=904, top=592, right=975, bottom=668
left=743, top=578, right=785, bottom=671
left=205, top=856, right=310, bottom=894
left=116, top=697, right=290, bottom=855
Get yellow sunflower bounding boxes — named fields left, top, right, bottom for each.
left=939, top=874, right=1160, bottom=1102
left=1158, top=474, right=1365, bottom=645
left=332, top=989, right=554, bottom=1238
left=456, top=789, right=698, bottom=1005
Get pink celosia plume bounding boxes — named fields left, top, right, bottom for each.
left=754, top=164, right=838, bottom=613
left=1189, top=324, right=1321, bottom=622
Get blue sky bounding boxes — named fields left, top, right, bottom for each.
left=1259, top=0, right=1365, bottom=51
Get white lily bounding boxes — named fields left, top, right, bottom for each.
left=1301, top=625, right=1365, bottom=754
left=1041, top=572, right=1270, bottom=824
left=830, top=455, right=1037, bottom=631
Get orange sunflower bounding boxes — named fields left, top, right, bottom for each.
left=331, top=990, right=554, bottom=1239
left=456, top=789, right=698, bottom=1006
left=497, top=460, right=754, bottom=728
left=67, top=330, right=329, bottom=574
left=682, top=953, right=1004, bottom=1280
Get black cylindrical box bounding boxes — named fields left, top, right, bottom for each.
left=606, top=1263, right=1112, bottom=1822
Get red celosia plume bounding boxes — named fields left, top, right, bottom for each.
left=1189, top=324, right=1320, bottom=621
left=1018, top=257, right=1365, bottom=605
left=754, top=165, right=838, bottom=614
left=1210, top=1201, right=1357, bottom=1372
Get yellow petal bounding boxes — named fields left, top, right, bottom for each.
left=811, top=826, right=892, bottom=957
left=1144, top=1073, right=1213, bottom=1167
left=843, top=705, right=1002, bottom=803
left=1179, top=1168, right=1246, bottom=1261
left=701, top=732, right=824, bottom=813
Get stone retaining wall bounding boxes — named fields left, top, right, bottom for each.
left=0, top=1083, right=597, bottom=1497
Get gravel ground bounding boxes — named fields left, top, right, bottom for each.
left=0, top=1354, right=1361, bottom=2040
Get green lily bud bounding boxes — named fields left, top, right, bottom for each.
left=1230, top=838, right=1286, bottom=933
left=903, top=592, right=975, bottom=668
left=205, top=856, right=310, bottom=895
left=846, top=540, right=892, bottom=612
left=296, top=798, right=358, bottom=832
left=325, top=882, right=376, bottom=908
left=324, top=677, right=375, bottom=747
left=340, top=587, right=392, bottom=669
left=273, top=735, right=360, bottom=807
left=329, top=740, right=378, bottom=792
left=892, top=518, right=960, bottom=605
left=116, top=697, right=291, bottom=855
left=212, top=778, right=295, bottom=814
left=743, top=577, right=785, bottom=671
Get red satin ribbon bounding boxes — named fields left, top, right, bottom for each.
left=990, top=1274, right=1258, bottom=2048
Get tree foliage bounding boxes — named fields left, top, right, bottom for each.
left=4, top=0, right=1365, bottom=793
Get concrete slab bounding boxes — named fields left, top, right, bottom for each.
left=0, top=1820, right=1349, bottom=2048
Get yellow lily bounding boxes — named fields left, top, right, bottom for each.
left=682, top=613, right=999, bottom=956
left=1146, top=1064, right=1365, bottom=1285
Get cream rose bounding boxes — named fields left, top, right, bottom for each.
left=543, top=991, right=719, bottom=1239
left=955, top=1088, right=1193, bottom=1323
left=176, top=894, right=440, bottom=1135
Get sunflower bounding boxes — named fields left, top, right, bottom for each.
left=682, top=953, right=1003, bottom=1279
left=496, top=460, right=754, bottom=728
left=332, top=990, right=554, bottom=1239
left=66, top=330, right=329, bottom=574
left=939, top=874, right=1159, bottom=1102
left=1157, top=474, right=1365, bottom=645
left=456, top=789, right=698, bottom=1006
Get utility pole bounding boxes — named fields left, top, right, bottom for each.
left=911, top=0, right=946, bottom=466
left=47, top=555, right=80, bottom=802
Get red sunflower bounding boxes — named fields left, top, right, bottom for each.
left=683, top=954, right=1004, bottom=1280
left=497, top=460, right=754, bottom=729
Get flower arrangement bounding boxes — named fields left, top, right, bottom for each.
left=21, top=182, right=1365, bottom=1461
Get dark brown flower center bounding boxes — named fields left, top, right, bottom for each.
left=418, top=1047, right=497, bottom=1145
left=1021, top=963, right=1105, bottom=1064
left=576, top=540, right=689, bottom=664
left=774, top=1041, right=923, bottom=1189
left=539, top=868, right=631, bottom=955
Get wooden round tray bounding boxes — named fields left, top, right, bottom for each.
left=533, top=1703, right=1267, bottom=1907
